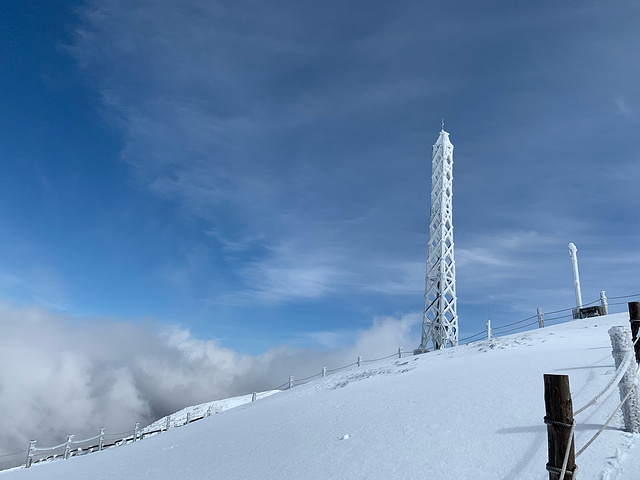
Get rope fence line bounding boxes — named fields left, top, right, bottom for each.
left=554, top=321, right=640, bottom=463
left=0, top=450, right=27, bottom=459
left=459, top=292, right=640, bottom=346
left=608, top=293, right=640, bottom=300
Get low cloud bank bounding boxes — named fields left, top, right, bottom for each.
left=0, top=304, right=419, bottom=454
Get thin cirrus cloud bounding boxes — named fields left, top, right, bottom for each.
left=67, top=1, right=640, bottom=322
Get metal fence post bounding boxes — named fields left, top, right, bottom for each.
left=25, top=440, right=36, bottom=468
left=99, top=427, right=105, bottom=451
left=357, top=356, right=362, bottom=367
left=64, top=435, right=74, bottom=460
left=537, top=308, right=544, bottom=328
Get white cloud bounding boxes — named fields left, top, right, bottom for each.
left=0, top=303, right=419, bottom=456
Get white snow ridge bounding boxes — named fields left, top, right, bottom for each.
left=5, top=312, right=640, bottom=479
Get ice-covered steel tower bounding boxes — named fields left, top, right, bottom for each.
left=416, top=123, right=458, bottom=353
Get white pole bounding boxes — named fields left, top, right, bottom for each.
left=537, top=308, right=544, bottom=328
left=600, top=290, right=609, bottom=315
left=64, top=435, right=74, bottom=459
left=25, top=440, right=36, bottom=468
left=608, top=326, right=640, bottom=433
left=486, top=319, right=492, bottom=340
left=99, top=427, right=105, bottom=451
left=568, top=243, right=583, bottom=310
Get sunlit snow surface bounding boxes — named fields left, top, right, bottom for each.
left=4, top=312, right=640, bottom=479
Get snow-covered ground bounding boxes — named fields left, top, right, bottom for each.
left=142, top=390, right=280, bottom=432
left=3, top=312, right=640, bottom=479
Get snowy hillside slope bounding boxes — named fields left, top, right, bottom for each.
left=4, top=312, right=640, bottom=479
left=142, top=390, right=280, bottom=432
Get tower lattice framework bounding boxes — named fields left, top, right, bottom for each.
left=416, top=125, right=458, bottom=352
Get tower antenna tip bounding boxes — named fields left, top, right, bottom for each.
left=441, top=118, right=445, bottom=131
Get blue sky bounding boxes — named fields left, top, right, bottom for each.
left=1, top=0, right=639, bottom=354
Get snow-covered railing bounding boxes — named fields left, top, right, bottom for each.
left=544, top=303, right=640, bottom=478
left=459, top=292, right=640, bottom=345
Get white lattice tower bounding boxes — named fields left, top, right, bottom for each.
left=416, top=125, right=458, bottom=352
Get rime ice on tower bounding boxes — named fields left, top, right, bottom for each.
left=415, top=123, right=458, bottom=353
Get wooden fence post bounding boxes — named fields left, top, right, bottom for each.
left=629, top=302, right=640, bottom=363
left=64, top=435, right=74, bottom=460
left=252, top=392, right=257, bottom=402
left=609, top=326, right=640, bottom=433
left=537, top=308, right=544, bottom=328
left=600, top=291, right=608, bottom=315
left=357, top=356, right=362, bottom=367
left=543, top=374, right=576, bottom=480
left=25, top=440, right=36, bottom=468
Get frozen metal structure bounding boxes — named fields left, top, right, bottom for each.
left=568, top=243, right=583, bottom=310
left=416, top=123, right=458, bottom=353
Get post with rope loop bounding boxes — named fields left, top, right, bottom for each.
left=25, top=440, right=36, bottom=468
left=537, top=308, right=544, bottom=328
left=99, top=427, right=105, bottom=451
left=64, top=435, right=75, bottom=460
left=543, top=374, right=576, bottom=479
left=629, top=302, right=640, bottom=364
left=608, top=326, right=640, bottom=433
